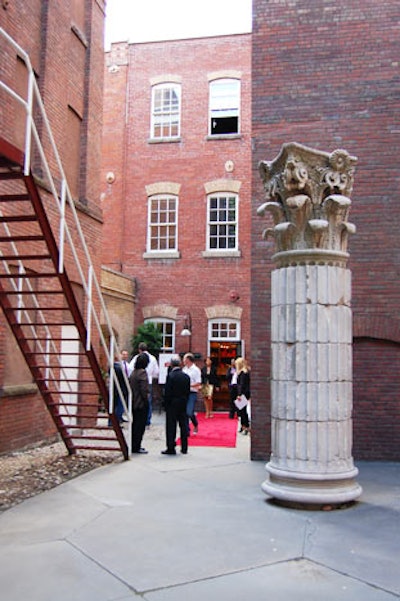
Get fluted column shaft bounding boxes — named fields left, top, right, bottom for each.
left=264, top=264, right=360, bottom=503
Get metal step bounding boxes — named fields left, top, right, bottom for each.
left=0, top=171, right=23, bottom=181
left=0, top=193, right=30, bottom=201
left=0, top=214, right=38, bottom=223
left=0, top=253, right=52, bottom=261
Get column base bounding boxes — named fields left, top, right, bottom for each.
left=262, top=463, right=362, bottom=507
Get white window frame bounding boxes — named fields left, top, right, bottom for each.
left=209, top=78, right=240, bottom=136
left=146, top=194, right=179, bottom=256
left=206, top=193, right=239, bottom=253
left=208, top=318, right=241, bottom=342
left=145, top=318, right=176, bottom=352
left=151, top=83, right=181, bottom=140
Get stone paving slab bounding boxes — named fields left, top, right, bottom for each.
left=0, top=416, right=399, bottom=601
left=0, top=540, right=135, bottom=601
left=144, top=558, right=398, bottom=601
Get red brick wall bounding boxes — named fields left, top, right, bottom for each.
left=353, top=338, right=400, bottom=460
left=0, top=393, right=57, bottom=453
left=252, top=0, right=400, bottom=459
left=101, top=43, right=129, bottom=269
left=102, top=35, right=252, bottom=362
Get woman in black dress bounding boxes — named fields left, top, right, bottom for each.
left=201, top=356, right=220, bottom=418
left=235, top=357, right=250, bottom=434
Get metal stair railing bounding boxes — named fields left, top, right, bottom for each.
left=0, top=27, right=132, bottom=456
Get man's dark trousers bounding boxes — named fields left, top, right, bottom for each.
left=166, top=398, right=188, bottom=453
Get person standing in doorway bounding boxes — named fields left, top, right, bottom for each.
left=201, top=356, right=220, bottom=418
left=161, top=355, right=190, bottom=455
left=182, top=352, right=201, bottom=435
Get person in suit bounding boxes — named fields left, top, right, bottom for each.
left=108, top=354, right=128, bottom=426
left=161, top=355, right=190, bottom=455
left=120, top=349, right=132, bottom=377
left=129, top=353, right=150, bottom=454
left=201, top=356, right=220, bottom=418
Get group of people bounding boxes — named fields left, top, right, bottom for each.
left=110, top=345, right=251, bottom=456
left=161, top=353, right=251, bottom=454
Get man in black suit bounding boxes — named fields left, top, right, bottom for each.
left=108, top=354, right=128, bottom=426
left=161, top=355, right=190, bottom=455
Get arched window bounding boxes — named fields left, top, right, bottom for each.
left=147, top=194, right=178, bottom=254
left=151, top=83, right=181, bottom=139
left=207, top=192, right=238, bottom=252
left=145, top=318, right=175, bottom=352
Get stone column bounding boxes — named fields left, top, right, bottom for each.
left=257, top=143, right=362, bottom=506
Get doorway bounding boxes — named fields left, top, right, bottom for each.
left=209, top=341, right=242, bottom=411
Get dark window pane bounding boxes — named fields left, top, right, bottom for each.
left=210, top=116, right=238, bottom=135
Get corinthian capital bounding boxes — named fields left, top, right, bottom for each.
left=258, top=143, right=357, bottom=263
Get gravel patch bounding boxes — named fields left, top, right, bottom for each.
left=0, top=413, right=166, bottom=512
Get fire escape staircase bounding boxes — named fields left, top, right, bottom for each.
left=0, top=28, right=131, bottom=459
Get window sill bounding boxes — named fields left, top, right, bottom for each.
left=206, top=134, right=242, bottom=141
left=148, top=137, right=181, bottom=144
left=143, top=251, right=181, bottom=260
left=202, top=250, right=241, bottom=258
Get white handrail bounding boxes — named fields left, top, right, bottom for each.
left=0, top=27, right=132, bottom=451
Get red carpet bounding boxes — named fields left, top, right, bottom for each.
left=179, top=412, right=238, bottom=448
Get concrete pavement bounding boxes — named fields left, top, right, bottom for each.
left=1, top=413, right=399, bottom=600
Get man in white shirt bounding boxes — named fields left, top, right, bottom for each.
left=182, top=352, right=201, bottom=435
left=129, top=342, right=159, bottom=426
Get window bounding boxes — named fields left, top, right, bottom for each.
left=151, top=83, right=181, bottom=139
left=207, top=193, right=238, bottom=251
left=145, top=319, right=175, bottom=352
left=209, top=78, right=240, bottom=136
left=209, top=319, right=240, bottom=341
left=147, top=194, right=178, bottom=253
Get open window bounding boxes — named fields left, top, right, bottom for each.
left=209, top=78, right=240, bottom=136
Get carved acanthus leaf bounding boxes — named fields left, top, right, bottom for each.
left=257, top=201, right=285, bottom=225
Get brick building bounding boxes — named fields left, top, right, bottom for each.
left=3, top=1, right=398, bottom=462
left=102, top=34, right=252, bottom=409
left=251, top=0, right=400, bottom=460
left=0, top=1, right=127, bottom=455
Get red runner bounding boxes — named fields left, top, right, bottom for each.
left=179, top=412, right=238, bottom=448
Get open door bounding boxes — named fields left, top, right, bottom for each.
left=209, top=341, right=242, bottom=411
